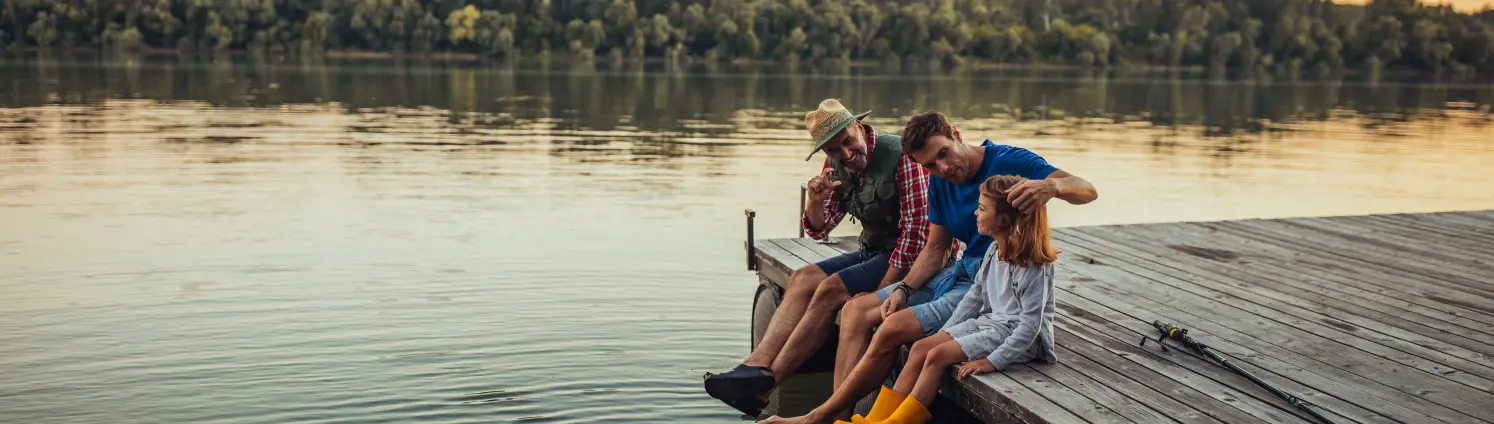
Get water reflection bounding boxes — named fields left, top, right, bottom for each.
left=5, top=54, right=1490, bottom=142
left=1, top=54, right=1493, bottom=424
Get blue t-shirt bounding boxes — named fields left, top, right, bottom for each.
left=928, top=140, right=1059, bottom=260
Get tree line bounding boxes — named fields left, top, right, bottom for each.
left=3, top=0, right=1493, bottom=74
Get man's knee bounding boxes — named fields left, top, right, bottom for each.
left=841, top=295, right=881, bottom=329
left=870, top=311, right=925, bottom=352
left=787, top=265, right=825, bottom=295
left=811, top=276, right=850, bottom=304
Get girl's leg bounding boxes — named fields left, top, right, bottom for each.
left=872, top=341, right=967, bottom=424
left=909, top=340, right=969, bottom=408
left=889, top=331, right=953, bottom=394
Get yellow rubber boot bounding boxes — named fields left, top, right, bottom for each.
left=877, top=396, right=932, bottom=424
left=861, top=386, right=907, bottom=423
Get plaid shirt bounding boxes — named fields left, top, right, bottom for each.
left=803, top=125, right=930, bottom=269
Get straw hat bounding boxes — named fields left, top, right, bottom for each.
left=803, top=99, right=871, bottom=161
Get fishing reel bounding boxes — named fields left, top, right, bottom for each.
left=1140, top=320, right=1204, bottom=353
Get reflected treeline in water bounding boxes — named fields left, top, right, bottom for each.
left=2, top=53, right=1491, bottom=148
left=5, top=52, right=1494, bottom=424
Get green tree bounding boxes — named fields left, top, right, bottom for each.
left=475, top=10, right=517, bottom=56
left=0, top=0, right=1489, bottom=72
left=446, top=4, right=479, bottom=46
left=300, top=11, right=333, bottom=53
left=776, top=27, right=806, bottom=60
left=410, top=12, right=442, bottom=53
left=27, top=11, right=58, bottom=47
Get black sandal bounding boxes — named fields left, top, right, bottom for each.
left=721, top=394, right=769, bottom=418
left=702, top=364, right=776, bottom=401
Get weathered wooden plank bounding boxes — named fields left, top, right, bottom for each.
left=1468, top=210, right=1494, bottom=222
left=1460, top=209, right=1494, bottom=222
left=931, top=372, right=1026, bottom=424
left=1212, top=219, right=1494, bottom=324
left=1003, top=364, right=1134, bottom=424
left=1378, top=213, right=1494, bottom=247
left=775, top=238, right=830, bottom=264
left=791, top=237, right=847, bottom=261
left=1054, top=269, right=1415, bottom=424
left=1063, top=226, right=1494, bottom=420
left=1055, top=235, right=1486, bottom=419
left=1081, top=223, right=1494, bottom=357
left=1239, top=217, right=1494, bottom=294
left=759, top=239, right=810, bottom=269
left=1213, top=219, right=1494, bottom=301
left=1054, top=337, right=1264, bottom=424
left=1024, top=361, right=1184, bottom=424
left=1083, top=221, right=1494, bottom=333
left=954, top=368, right=1093, bottom=424
left=1053, top=306, right=1335, bottom=424
left=1351, top=214, right=1494, bottom=258
left=826, top=236, right=861, bottom=253
left=1109, top=222, right=1494, bottom=354
left=1181, top=216, right=1494, bottom=334
left=1054, top=257, right=1491, bottom=424
left=1409, top=211, right=1494, bottom=233
left=1199, top=220, right=1494, bottom=319
left=753, top=239, right=806, bottom=291
left=1294, top=216, right=1494, bottom=270
left=1246, top=218, right=1494, bottom=295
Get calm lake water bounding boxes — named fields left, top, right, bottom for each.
left=2, top=55, right=1493, bottom=424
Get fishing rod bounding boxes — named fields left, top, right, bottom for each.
left=1140, top=320, right=1338, bottom=424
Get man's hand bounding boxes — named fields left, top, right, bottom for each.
left=956, top=359, right=997, bottom=380
left=881, top=289, right=907, bottom=318
left=807, top=168, right=842, bottom=204
left=1007, top=178, right=1058, bottom=214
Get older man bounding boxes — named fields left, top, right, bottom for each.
left=703, top=99, right=932, bottom=417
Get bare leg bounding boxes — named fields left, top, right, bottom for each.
left=758, top=309, right=929, bottom=424
left=831, top=294, right=882, bottom=418
left=767, top=274, right=853, bottom=385
left=891, top=331, right=954, bottom=394
left=908, top=340, right=969, bottom=408
left=744, top=265, right=826, bottom=367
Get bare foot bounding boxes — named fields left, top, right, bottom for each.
left=757, top=409, right=833, bottom=424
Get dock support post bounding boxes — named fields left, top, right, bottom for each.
left=799, top=183, right=807, bottom=238
left=745, top=209, right=757, bottom=271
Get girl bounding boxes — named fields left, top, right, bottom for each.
left=844, top=174, right=1060, bottom=424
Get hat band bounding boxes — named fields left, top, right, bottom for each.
left=812, top=113, right=853, bottom=144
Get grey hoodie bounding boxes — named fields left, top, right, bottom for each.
left=941, top=245, right=1059, bottom=369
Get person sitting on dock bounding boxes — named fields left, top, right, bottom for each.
left=703, top=99, right=933, bottom=416
left=841, top=174, right=1061, bottom=424
left=759, top=111, right=1096, bottom=424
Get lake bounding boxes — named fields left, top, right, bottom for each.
left=1, top=54, right=1492, bottom=423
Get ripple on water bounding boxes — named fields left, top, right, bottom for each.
left=5, top=60, right=1494, bottom=424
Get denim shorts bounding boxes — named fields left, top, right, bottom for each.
left=813, top=249, right=893, bottom=295
left=875, top=257, right=982, bottom=336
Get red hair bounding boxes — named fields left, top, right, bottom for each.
left=979, top=175, right=1059, bottom=267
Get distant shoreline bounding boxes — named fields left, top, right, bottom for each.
left=7, top=46, right=1485, bottom=81
left=0, top=46, right=1276, bottom=74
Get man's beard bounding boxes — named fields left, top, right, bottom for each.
left=844, top=151, right=868, bottom=171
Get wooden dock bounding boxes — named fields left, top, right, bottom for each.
left=746, top=210, right=1494, bottom=424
